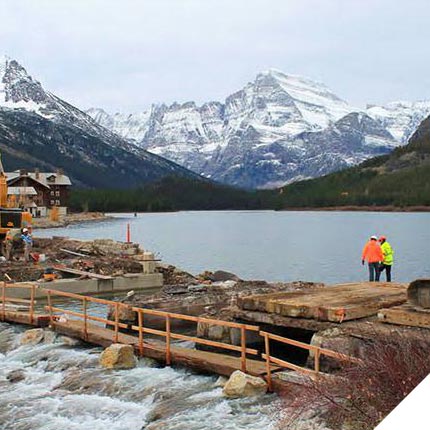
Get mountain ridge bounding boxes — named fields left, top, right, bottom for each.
left=0, top=56, right=201, bottom=188
left=87, top=69, right=430, bottom=189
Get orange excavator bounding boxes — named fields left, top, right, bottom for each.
left=0, top=153, right=32, bottom=257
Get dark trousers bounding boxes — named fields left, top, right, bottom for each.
left=379, top=264, right=392, bottom=282
left=368, top=262, right=380, bottom=282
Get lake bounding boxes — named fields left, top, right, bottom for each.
left=36, top=211, right=430, bottom=284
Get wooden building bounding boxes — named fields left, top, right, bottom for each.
left=5, top=169, right=72, bottom=217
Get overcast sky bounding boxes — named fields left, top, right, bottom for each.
left=2, top=0, right=430, bottom=112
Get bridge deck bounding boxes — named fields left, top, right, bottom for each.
left=239, top=282, right=407, bottom=322
left=51, top=318, right=275, bottom=378
left=2, top=310, right=277, bottom=378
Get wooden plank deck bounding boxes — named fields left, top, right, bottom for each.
left=238, top=282, right=407, bottom=322
left=1, top=310, right=278, bottom=378
left=378, top=303, right=430, bottom=329
left=51, top=318, right=276, bottom=377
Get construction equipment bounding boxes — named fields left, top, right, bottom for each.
left=0, top=153, right=33, bottom=257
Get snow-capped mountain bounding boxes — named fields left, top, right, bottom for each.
left=88, top=69, right=415, bottom=188
left=0, top=56, right=198, bottom=187
left=367, top=101, right=430, bottom=143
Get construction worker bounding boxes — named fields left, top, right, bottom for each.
left=21, top=227, right=33, bottom=262
left=378, top=235, right=394, bottom=282
left=361, top=235, right=383, bottom=282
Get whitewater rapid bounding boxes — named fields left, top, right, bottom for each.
left=0, top=323, right=277, bottom=430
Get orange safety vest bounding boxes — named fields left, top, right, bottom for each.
left=362, top=240, right=383, bottom=263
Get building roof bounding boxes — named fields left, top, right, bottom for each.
left=7, top=186, right=38, bottom=196
left=5, top=171, right=72, bottom=186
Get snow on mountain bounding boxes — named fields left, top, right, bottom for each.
left=0, top=56, right=199, bottom=187
left=366, top=101, right=430, bottom=143
left=88, top=69, right=419, bottom=188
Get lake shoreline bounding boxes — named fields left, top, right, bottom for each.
left=278, top=205, right=430, bottom=212
left=33, top=212, right=111, bottom=229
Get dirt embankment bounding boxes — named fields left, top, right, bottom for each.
left=32, top=212, right=110, bottom=229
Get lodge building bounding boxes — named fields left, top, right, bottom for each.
left=5, top=169, right=72, bottom=217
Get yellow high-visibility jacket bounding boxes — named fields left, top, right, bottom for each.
left=381, top=241, right=394, bottom=265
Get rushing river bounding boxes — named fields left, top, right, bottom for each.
left=37, top=211, right=430, bottom=284
left=0, top=323, right=277, bottom=430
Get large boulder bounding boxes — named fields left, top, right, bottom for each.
left=99, top=344, right=137, bottom=369
left=222, top=370, right=267, bottom=397
left=20, top=328, right=45, bottom=345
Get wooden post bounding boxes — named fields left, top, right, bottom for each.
left=314, top=348, right=321, bottom=377
left=83, top=297, right=88, bottom=340
left=1, top=282, right=5, bottom=321
left=138, top=309, right=144, bottom=357
left=114, top=302, right=119, bottom=343
left=29, top=284, right=35, bottom=325
left=264, top=333, right=273, bottom=392
left=47, top=290, right=53, bottom=326
left=240, top=326, right=247, bottom=373
left=165, top=314, right=171, bottom=365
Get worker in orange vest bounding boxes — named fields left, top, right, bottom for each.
left=362, top=235, right=383, bottom=282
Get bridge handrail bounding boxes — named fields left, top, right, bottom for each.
left=1, top=282, right=37, bottom=324
left=3, top=284, right=362, bottom=385
left=260, top=330, right=362, bottom=391
left=41, top=287, right=260, bottom=372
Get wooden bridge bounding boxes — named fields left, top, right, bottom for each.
left=1, top=282, right=358, bottom=392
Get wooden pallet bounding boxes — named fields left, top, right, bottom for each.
left=238, top=282, right=407, bottom=322
left=378, top=303, right=430, bottom=329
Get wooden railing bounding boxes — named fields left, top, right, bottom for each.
left=129, top=307, right=260, bottom=372
left=2, top=285, right=361, bottom=384
left=42, top=288, right=260, bottom=373
left=0, top=282, right=37, bottom=324
left=260, top=330, right=362, bottom=391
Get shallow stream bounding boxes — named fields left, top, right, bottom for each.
left=0, top=323, right=277, bottom=430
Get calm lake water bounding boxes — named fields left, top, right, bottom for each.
left=37, top=211, right=430, bottom=284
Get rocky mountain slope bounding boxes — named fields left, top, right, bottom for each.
left=0, top=56, right=198, bottom=188
left=276, top=114, right=430, bottom=208
left=88, top=69, right=430, bottom=188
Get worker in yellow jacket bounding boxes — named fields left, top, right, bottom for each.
left=378, top=235, right=394, bottom=282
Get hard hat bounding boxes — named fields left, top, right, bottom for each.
left=370, top=235, right=378, bottom=240
left=22, top=228, right=29, bottom=233
left=379, top=235, right=387, bottom=241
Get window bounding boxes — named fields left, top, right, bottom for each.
left=50, top=191, right=55, bottom=196
left=50, top=200, right=55, bottom=205
left=55, top=200, right=60, bottom=206
left=55, top=191, right=60, bottom=197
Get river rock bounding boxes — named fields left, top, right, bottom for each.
left=58, top=335, right=80, bottom=346
left=214, top=376, right=228, bottom=388
left=43, top=330, right=57, bottom=344
left=222, top=370, right=267, bottom=397
left=20, top=328, right=45, bottom=345
left=99, top=344, right=137, bottom=369
left=7, top=369, right=26, bottom=383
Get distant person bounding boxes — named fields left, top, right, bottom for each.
left=378, top=235, right=394, bottom=282
left=361, top=235, right=383, bottom=282
left=21, top=228, right=33, bottom=262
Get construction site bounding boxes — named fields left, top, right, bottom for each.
left=1, top=156, right=430, bottom=401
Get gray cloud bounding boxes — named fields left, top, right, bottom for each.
left=1, top=0, right=430, bottom=111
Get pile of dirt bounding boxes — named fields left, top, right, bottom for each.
left=156, top=265, right=198, bottom=286
left=0, top=263, right=44, bottom=282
